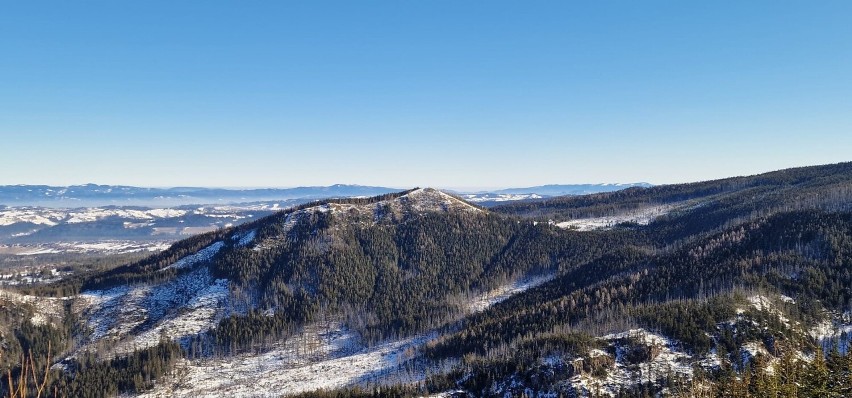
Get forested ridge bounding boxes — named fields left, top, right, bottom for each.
left=2, top=164, right=852, bottom=397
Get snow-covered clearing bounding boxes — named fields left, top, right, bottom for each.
left=76, top=266, right=231, bottom=357
left=141, top=272, right=543, bottom=397
left=463, top=193, right=543, bottom=203
left=740, top=341, right=770, bottom=365
left=163, top=241, right=224, bottom=271
left=0, top=208, right=63, bottom=226
left=467, top=273, right=555, bottom=313
left=232, top=229, right=256, bottom=247
left=140, top=323, right=434, bottom=398
left=252, top=188, right=481, bottom=250
left=555, top=205, right=675, bottom=231
left=65, top=208, right=187, bottom=223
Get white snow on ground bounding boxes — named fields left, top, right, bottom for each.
left=63, top=241, right=172, bottom=253
left=0, top=208, right=63, bottom=226
left=140, top=273, right=542, bottom=397
left=252, top=188, right=480, bottom=250
left=0, top=288, right=66, bottom=326
left=463, top=194, right=543, bottom=203
left=0, top=207, right=191, bottom=226
left=65, top=208, right=188, bottom=223
left=253, top=212, right=302, bottom=251
left=76, top=267, right=231, bottom=356
left=571, top=329, right=693, bottom=397
left=401, top=188, right=482, bottom=214
left=740, top=342, right=769, bottom=366
left=1, top=241, right=172, bottom=256
left=13, top=247, right=62, bottom=255
left=746, top=295, right=794, bottom=328
left=697, top=348, right=722, bottom=369
left=232, top=229, right=256, bottom=247
left=467, top=274, right=555, bottom=313
left=421, top=391, right=466, bottom=398
left=139, top=323, right=434, bottom=398
left=114, top=278, right=229, bottom=355
left=162, top=241, right=224, bottom=271
left=554, top=205, right=675, bottom=231
left=810, top=313, right=852, bottom=355
left=810, top=319, right=837, bottom=340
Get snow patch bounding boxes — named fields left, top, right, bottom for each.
left=232, top=229, right=256, bottom=247
left=747, top=294, right=794, bottom=328
left=555, top=205, right=674, bottom=231
left=163, top=241, right=224, bottom=271
left=571, top=329, right=693, bottom=397
left=0, top=288, right=66, bottom=326
left=468, top=274, right=555, bottom=313
left=810, top=317, right=852, bottom=355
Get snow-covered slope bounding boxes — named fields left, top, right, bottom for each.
left=73, top=244, right=232, bottom=358
left=138, top=272, right=545, bottom=397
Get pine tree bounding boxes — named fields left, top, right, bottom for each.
left=826, top=341, right=846, bottom=397
left=776, top=345, right=799, bottom=398
left=801, top=346, right=829, bottom=398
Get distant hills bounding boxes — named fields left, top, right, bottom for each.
left=0, top=183, right=654, bottom=208
left=488, top=183, right=652, bottom=196
left=457, top=183, right=652, bottom=204
left=0, top=184, right=401, bottom=207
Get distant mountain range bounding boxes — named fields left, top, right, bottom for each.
left=0, top=184, right=401, bottom=207
left=457, top=183, right=652, bottom=203
left=0, top=183, right=653, bottom=208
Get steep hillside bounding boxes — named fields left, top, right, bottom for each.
left=496, top=162, right=852, bottom=238
left=3, top=165, right=852, bottom=397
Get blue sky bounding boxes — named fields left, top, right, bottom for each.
left=2, top=1, right=851, bottom=188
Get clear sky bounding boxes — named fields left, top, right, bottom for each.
left=2, top=1, right=851, bottom=189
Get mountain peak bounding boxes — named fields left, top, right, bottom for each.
left=398, top=187, right=482, bottom=213
left=253, top=188, right=483, bottom=236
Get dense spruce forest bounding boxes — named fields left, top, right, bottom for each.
left=2, top=164, right=852, bottom=397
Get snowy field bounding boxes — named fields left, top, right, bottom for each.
left=554, top=205, right=675, bottom=231
left=0, top=241, right=173, bottom=256
left=462, top=193, right=544, bottom=203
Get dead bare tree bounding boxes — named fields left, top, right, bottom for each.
left=5, top=341, right=51, bottom=398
